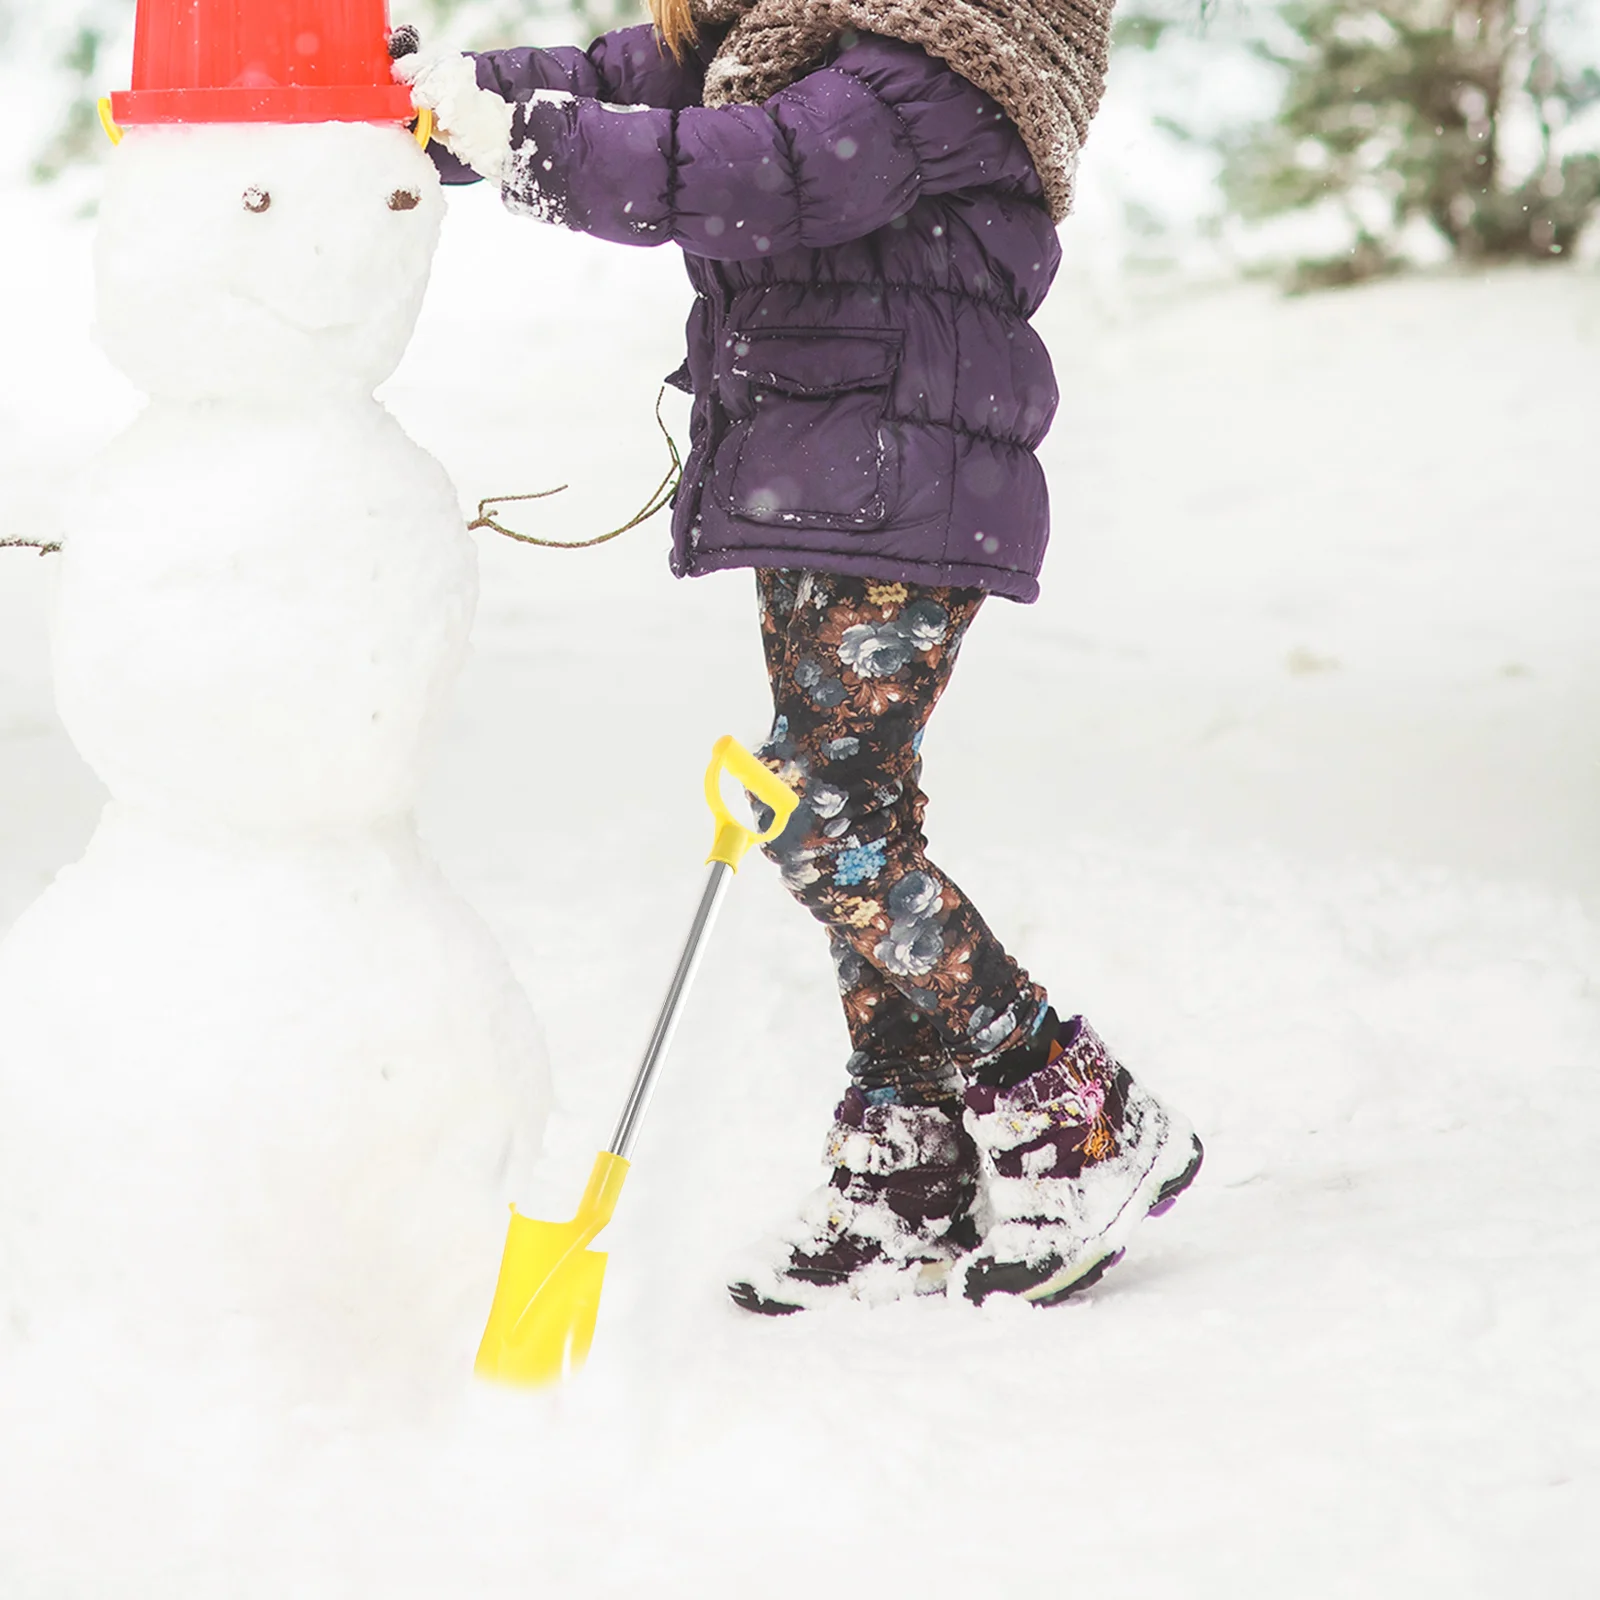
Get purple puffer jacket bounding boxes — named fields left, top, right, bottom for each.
left=442, top=27, right=1062, bottom=601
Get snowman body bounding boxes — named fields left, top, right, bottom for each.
left=0, top=121, right=548, bottom=1406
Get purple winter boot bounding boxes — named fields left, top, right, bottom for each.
left=729, top=1089, right=981, bottom=1315
left=959, top=1015, right=1203, bottom=1306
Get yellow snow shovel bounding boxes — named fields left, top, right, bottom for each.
left=473, top=735, right=800, bottom=1388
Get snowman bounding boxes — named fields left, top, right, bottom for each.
left=0, top=0, right=548, bottom=1411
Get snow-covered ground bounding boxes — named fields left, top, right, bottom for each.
left=3, top=162, right=1599, bottom=1594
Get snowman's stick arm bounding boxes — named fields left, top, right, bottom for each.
left=466, top=388, right=682, bottom=551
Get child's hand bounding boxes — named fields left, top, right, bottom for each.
left=391, top=33, right=515, bottom=184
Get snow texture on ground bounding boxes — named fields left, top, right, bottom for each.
left=2, top=169, right=1598, bottom=1593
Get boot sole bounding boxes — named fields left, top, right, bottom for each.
left=728, top=1252, right=960, bottom=1318
left=728, top=1279, right=806, bottom=1317
left=964, top=1132, right=1205, bottom=1308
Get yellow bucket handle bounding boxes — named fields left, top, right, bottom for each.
left=704, top=735, right=800, bottom=871
left=97, top=99, right=434, bottom=149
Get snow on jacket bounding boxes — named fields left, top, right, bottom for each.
left=439, top=27, right=1063, bottom=601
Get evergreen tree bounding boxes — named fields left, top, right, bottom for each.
left=30, top=4, right=127, bottom=182
left=1219, top=0, right=1600, bottom=287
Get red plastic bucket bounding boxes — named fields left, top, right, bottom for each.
left=111, top=0, right=414, bottom=126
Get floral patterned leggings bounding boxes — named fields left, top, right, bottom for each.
left=754, top=569, right=1049, bottom=1108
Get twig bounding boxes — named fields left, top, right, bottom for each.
left=468, top=484, right=573, bottom=542
left=0, top=538, right=61, bottom=556
left=468, top=389, right=683, bottom=550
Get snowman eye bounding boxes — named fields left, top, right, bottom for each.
left=387, top=189, right=421, bottom=212
left=243, top=187, right=272, bottom=214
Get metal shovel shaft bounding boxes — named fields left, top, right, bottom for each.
left=606, top=859, right=734, bottom=1162
left=474, top=739, right=798, bottom=1388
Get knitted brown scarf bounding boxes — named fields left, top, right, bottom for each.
left=687, top=0, right=1115, bottom=221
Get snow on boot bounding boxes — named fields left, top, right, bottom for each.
left=960, top=1016, right=1203, bottom=1307
left=729, top=1089, right=980, bottom=1315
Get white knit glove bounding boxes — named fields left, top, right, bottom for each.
left=394, top=45, right=515, bottom=184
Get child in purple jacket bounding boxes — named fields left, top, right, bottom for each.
left=396, top=0, right=1202, bottom=1314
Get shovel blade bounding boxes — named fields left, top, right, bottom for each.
left=474, top=1214, right=610, bottom=1387
left=474, top=1154, right=629, bottom=1388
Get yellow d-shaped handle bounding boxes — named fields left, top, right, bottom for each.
left=704, top=735, right=800, bottom=870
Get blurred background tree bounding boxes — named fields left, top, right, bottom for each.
left=19, top=0, right=1600, bottom=295
left=1214, top=0, right=1600, bottom=287
left=29, top=1, right=127, bottom=182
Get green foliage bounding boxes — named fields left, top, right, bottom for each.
left=428, top=0, right=644, bottom=45
left=1114, top=14, right=1180, bottom=53
left=1218, top=0, right=1600, bottom=286
left=32, top=23, right=114, bottom=182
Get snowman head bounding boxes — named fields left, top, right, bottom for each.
left=96, top=121, right=445, bottom=403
